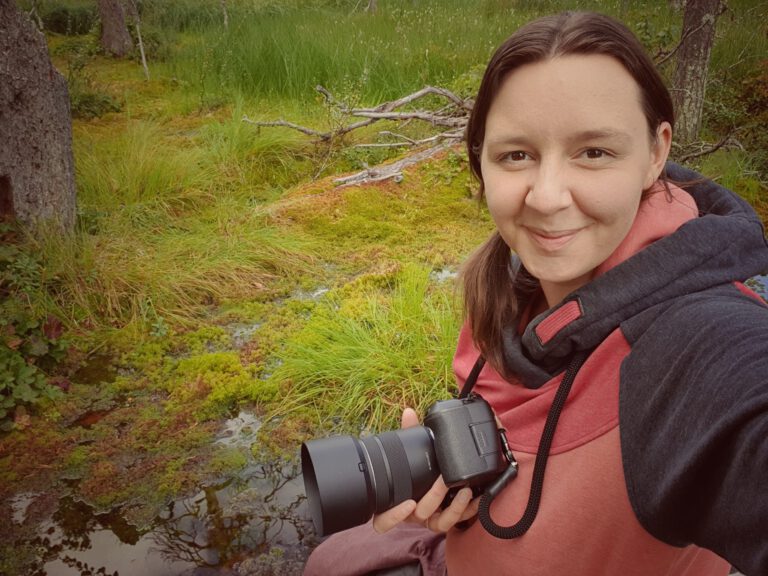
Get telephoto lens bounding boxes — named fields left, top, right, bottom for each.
left=301, top=426, right=439, bottom=536
left=301, top=395, right=506, bottom=537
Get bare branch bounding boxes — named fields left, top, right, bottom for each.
left=248, top=85, right=471, bottom=141
left=245, top=85, right=473, bottom=186
left=676, top=129, right=740, bottom=163
left=349, top=85, right=473, bottom=113
left=349, top=110, right=466, bottom=128
left=334, top=144, right=450, bottom=187
left=241, top=116, right=333, bottom=140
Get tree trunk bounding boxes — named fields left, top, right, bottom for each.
left=98, top=0, right=133, bottom=57
left=0, top=0, right=77, bottom=232
left=671, top=0, right=723, bottom=144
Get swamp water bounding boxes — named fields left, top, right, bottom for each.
left=12, top=411, right=318, bottom=576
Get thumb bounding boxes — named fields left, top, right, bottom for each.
left=401, top=407, right=419, bottom=429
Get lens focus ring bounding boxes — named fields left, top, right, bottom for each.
left=377, top=431, right=412, bottom=508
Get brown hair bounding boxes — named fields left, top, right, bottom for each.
left=462, top=11, right=675, bottom=378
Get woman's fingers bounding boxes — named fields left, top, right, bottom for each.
left=412, top=476, right=450, bottom=523
left=372, top=499, right=417, bottom=534
left=459, top=494, right=480, bottom=521
left=425, top=487, right=474, bottom=533
left=373, top=407, right=483, bottom=535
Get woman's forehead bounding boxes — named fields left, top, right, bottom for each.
left=485, top=55, right=647, bottom=138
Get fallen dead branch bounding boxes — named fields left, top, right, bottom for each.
left=674, top=128, right=743, bottom=163
left=242, top=85, right=472, bottom=186
left=332, top=144, right=449, bottom=187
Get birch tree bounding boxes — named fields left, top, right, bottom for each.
left=671, top=0, right=725, bottom=144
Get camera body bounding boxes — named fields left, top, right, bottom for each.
left=425, top=394, right=506, bottom=489
left=301, top=394, right=507, bottom=536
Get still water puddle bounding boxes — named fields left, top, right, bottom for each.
left=20, top=412, right=318, bottom=576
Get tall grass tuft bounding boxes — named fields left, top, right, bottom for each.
left=271, top=264, right=461, bottom=432
left=74, top=121, right=214, bottom=210
left=34, top=196, right=313, bottom=332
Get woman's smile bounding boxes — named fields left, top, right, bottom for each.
left=524, top=226, right=587, bottom=252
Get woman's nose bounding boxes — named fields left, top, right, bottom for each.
left=524, top=165, right=572, bottom=215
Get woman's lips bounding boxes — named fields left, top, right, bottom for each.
left=526, top=227, right=582, bottom=251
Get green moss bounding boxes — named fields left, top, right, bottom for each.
left=121, top=338, right=174, bottom=373
left=64, top=445, right=92, bottom=476
left=181, top=325, right=231, bottom=355
left=164, top=351, right=277, bottom=420
left=208, top=447, right=249, bottom=475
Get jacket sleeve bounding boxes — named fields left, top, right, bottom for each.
left=619, top=285, right=768, bottom=575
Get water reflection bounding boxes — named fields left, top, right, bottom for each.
left=29, top=458, right=314, bottom=575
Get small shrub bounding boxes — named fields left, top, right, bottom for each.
left=0, top=225, right=66, bottom=431
left=65, top=48, right=122, bottom=119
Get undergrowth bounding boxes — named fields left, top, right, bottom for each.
left=0, top=224, right=66, bottom=431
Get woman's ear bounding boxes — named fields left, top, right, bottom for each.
left=645, top=121, right=673, bottom=188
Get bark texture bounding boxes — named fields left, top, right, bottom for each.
left=0, top=0, right=77, bottom=232
left=98, top=0, right=133, bottom=57
left=672, top=0, right=723, bottom=144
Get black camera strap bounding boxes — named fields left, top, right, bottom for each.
left=459, top=350, right=591, bottom=539
left=457, top=355, right=485, bottom=399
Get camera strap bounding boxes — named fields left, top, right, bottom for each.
left=459, top=350, right=591, bottom=539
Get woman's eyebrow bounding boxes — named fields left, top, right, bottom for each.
left=483, top=135, right=532, bottom=148
left=567, top=129, right=632, bottom=144
left=484, top=129, right=633, bottom=149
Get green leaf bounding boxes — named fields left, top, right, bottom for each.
left=26, top=335, right=50, bottom=358
left=12, top=379, right=38, bottom=402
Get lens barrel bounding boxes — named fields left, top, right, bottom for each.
left=301, top=426, right=438, bottom=536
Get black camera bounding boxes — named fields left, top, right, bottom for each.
left=300, top=394, right=508, bottom=536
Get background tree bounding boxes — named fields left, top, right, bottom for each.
left=98, top=0, right=133, bottom=57
left=0, top=0, right=76, bottom=232
left=671, top=0, right=726, bottom=144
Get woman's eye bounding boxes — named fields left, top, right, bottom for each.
left=584, top=148, right=606, bottom=159
left=502, top=151, right=530, bottom=162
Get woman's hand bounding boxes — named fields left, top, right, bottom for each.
left=371, top=407, right=480, bottom=534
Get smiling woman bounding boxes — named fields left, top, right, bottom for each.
left=304, top=10, right=768, bottom=576
left=480, top=54, right=672, bottom=307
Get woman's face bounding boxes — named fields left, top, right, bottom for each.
left=480, top=54, right=671, bottom=307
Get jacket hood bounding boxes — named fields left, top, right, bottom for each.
left=503, top=162, right=768, bottom=388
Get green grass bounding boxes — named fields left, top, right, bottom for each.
left=270, top=264, right=461, bottom=432
left=159, top=0, right=687, bottom=104
left=15, top=0, right=765, bottom=410
left=31, top=195, right=314, bottom=332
